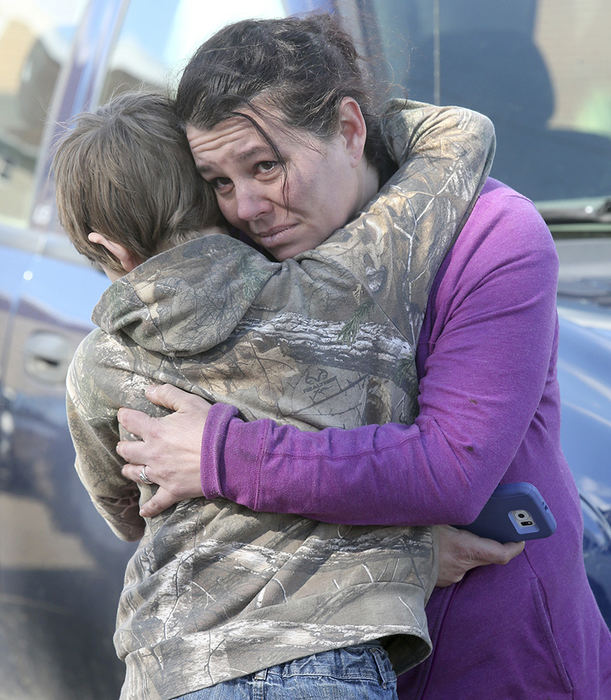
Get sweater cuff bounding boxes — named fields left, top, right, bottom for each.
left=200, top=402, right=270, bottom=510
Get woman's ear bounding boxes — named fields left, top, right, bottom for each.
left=337, top=96, right=368, bottom=165
left=88, top=232, right=142, bottom=274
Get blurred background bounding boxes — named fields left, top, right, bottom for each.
left=1, top=1, right=609, bottom=697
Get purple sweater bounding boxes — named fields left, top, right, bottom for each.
left=201, top=180, right=611, bottom=698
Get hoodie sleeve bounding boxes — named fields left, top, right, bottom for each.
left=66, top=332, right=146, bottom=542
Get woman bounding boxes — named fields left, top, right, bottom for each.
left=118, top=14, right=611, bottom=700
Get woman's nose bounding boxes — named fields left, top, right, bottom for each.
left=235, top=182, right=274, bottom=221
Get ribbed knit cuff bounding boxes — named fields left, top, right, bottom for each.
left=200, top=402, right=270, bottom=511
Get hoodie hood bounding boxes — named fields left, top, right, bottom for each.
left=93, top=234, right=278, bottom=355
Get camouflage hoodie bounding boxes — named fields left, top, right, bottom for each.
left=66, top=101, right=494, bottom=699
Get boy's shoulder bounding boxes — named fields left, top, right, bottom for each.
left=67, top=326, right=137, bottom=415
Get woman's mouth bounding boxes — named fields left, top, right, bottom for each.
left=254, top=224, right=298, bottom=248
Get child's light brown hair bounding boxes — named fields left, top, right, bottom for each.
left=53, top=92, right=220, bottom=274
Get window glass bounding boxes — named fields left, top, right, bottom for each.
left=366, top=0, right=611, bottom=202
left=99, top=0, right=287, bottom=104
left=534, top=0, right=611, bottom=140
left=0, top=0, right=86, bottom=227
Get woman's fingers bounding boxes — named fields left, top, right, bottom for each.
left=435, top=525, right=525, bottom=587
left=116, top=386, right=212, bottom=514
left=144, top=383, right=207, bottom=413
left=139, top=488, right=183, bottom=517
left=115, top=412, right=157, bottom=465
left=122, top=462, right=153, bottom=485
left=119, top=464, right=186, bottom=518
left=122, top=457, right=204, bottom=514
left=117, top=407, right=156, bottom=442
left=116, top=385, right=211, bottom=469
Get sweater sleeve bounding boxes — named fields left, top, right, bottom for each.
left=66, top=334, right=147, bottom=542
left=201, top=188, right=560, bottom=525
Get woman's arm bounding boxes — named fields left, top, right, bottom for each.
left=117, top=397, right=525, bottom=583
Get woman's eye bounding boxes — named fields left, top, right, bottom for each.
left=210, top=177, right=232, bottom=192
left=256, top=161, right=278, bottom=174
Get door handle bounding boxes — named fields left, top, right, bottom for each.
left=23, top=331, right=75, bottom=384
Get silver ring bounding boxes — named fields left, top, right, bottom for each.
left=138, top=466, right=154, bottom=486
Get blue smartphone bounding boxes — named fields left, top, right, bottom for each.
left=460, top=482, right=557, bottom=542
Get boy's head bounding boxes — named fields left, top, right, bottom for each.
left=53, top=92, right=221, bottom=277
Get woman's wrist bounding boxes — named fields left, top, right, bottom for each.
left=200, top=402, right=238, bottom=498
left=200, top=403, right=270, bottom=509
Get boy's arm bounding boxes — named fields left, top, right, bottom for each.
left=67, top=338, right=144, bottom=541
left=315, top=100, right=495, bottom=344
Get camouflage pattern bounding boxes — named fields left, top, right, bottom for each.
left=66, top=101, right=494, bottom=699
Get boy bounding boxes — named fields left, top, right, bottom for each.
left=54, top=91, right=493, bottom=698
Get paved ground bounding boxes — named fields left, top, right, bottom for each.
left=0, top=493, right=131, bottom=698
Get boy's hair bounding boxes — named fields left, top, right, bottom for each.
left=53, top=92, right=220, bottom=274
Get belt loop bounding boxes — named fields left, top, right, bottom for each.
left=369, top=645, right=394, bottom=689
left=253, top=666, right=268, bottom=681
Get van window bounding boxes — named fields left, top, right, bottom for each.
left=0, top=2, right=86, bottom=227
left=360, top=0, right=611, bottom=202
left=98, top=0, right=287, bottom=103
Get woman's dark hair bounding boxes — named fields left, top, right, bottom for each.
left=175, top=14, right=392, bottom=179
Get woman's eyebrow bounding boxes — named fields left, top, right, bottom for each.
left=196, top=145, right=272, bottom=176
left=235, top=145, right=273, bottom=163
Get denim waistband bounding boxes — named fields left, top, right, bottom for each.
left=253, top=642, right=396, bottom=686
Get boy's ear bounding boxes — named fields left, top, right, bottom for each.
left=337, top=96, right=367, bottom=166
left=88, top=232, right=142, bottom=273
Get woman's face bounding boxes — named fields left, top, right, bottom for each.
left=186, top=104, right=375, bottom=261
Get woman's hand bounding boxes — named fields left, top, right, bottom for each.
left=117, top=384, right=212, bottom=517
left=434, top=525, right=525, bottom=587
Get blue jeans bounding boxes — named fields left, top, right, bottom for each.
left=173, top=643, right=398, bottom=699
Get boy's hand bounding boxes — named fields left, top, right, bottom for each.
left=117, top=385, right=211, bottom=517
left=435, top=525, right=525, bottom=587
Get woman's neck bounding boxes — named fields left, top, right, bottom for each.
left=357, top=159, right=382, bottom=212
